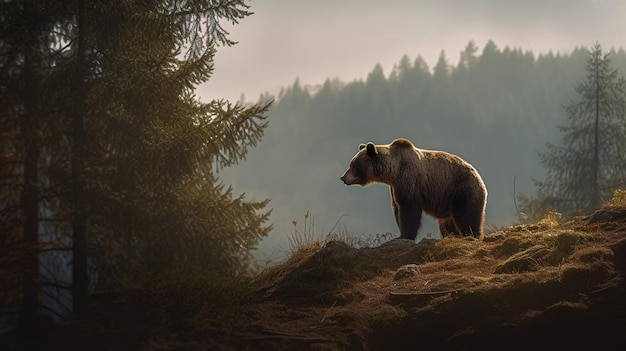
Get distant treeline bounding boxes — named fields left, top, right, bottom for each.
left=225, top=41, right=626, bottom=255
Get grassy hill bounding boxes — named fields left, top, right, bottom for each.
left=6, top=193, right=626, bottom=350
left=243, top=204, right=626, bottom=350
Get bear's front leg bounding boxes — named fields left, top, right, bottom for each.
left=396, top=198, right=422, bottom=240
left=390, top=188, right=400, bottom=230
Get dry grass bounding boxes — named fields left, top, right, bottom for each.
left=286, top=211, right=320, bottom=253
left=242, top=200, right=626, bottom=350
left=609, top=188, right=626, bottom=207
left=42, top=198, right=626, bottom=351
left=537, top=209, right=562, bottom=228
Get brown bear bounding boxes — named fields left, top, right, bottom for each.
left=340, top=138, right=487, bottom=239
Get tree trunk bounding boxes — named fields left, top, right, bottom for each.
left=591, top=51, right=600, bottom=210
left=19, top=0, right=41, bottom=329
left=72, top=0, right=89, bottom=316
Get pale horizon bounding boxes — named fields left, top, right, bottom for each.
left=199, top=0, right=626, bottom=102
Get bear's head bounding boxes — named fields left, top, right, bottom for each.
left=340, top=142, right=384, bottom=186
left=340, top=139, right=415, bottom=186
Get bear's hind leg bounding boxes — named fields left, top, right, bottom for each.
left=451, top=204, right=484, bottom=238
left=438, top=217, right=460, bottom=237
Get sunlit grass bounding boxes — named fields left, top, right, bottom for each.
left=608, top=188, right=626, bottom=207
left=537, top=209, right=562, bottom=228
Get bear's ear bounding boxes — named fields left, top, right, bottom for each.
left=366, top=142, right=377, bottom=157
left=359, top=143, right=366, bottom=150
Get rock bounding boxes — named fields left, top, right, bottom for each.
left=381, top=238, right=416, bottom=247
left=393, top=264, right=421, bottom=280
left=320, top=240, right=358, bottom=260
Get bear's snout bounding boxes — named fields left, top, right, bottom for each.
left=340, top=169, right=351, bottom=185
left=340, top=175, right=349, bottom=185
left=341, top=170, right=359, bottom=185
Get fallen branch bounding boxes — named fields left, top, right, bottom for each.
left=243, top=330, right=331, bottom=343
left=389, top=289, right=464, bottom=297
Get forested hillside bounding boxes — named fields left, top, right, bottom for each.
left=222, top=41, right=626, bottom=259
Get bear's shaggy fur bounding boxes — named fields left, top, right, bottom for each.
left=340, top=138, right=487, bottom=239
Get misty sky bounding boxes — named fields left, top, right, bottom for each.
left=199, top=0, right=626, bottom=102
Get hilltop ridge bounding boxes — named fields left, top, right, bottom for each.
left=237, top=201, right=626, bottom=350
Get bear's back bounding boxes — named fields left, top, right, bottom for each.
left=411, top=149, right=484, bottom=194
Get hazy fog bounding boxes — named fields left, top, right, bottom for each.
left=200, top=0, right=626, bottom=102
left=199, top=0, right=626, bottom=261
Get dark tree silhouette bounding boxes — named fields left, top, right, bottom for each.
left=1, top=0, right=271, bottom=329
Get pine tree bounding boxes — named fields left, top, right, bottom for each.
left=433, top=50, right=450, bottom=82
left=458, top=40, right=479, bottom=72
left=520, top=43, right=626, bottom=219
left=1, top=0, right=272, bottom=323
left=66, top=0, right=272, bottom=284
